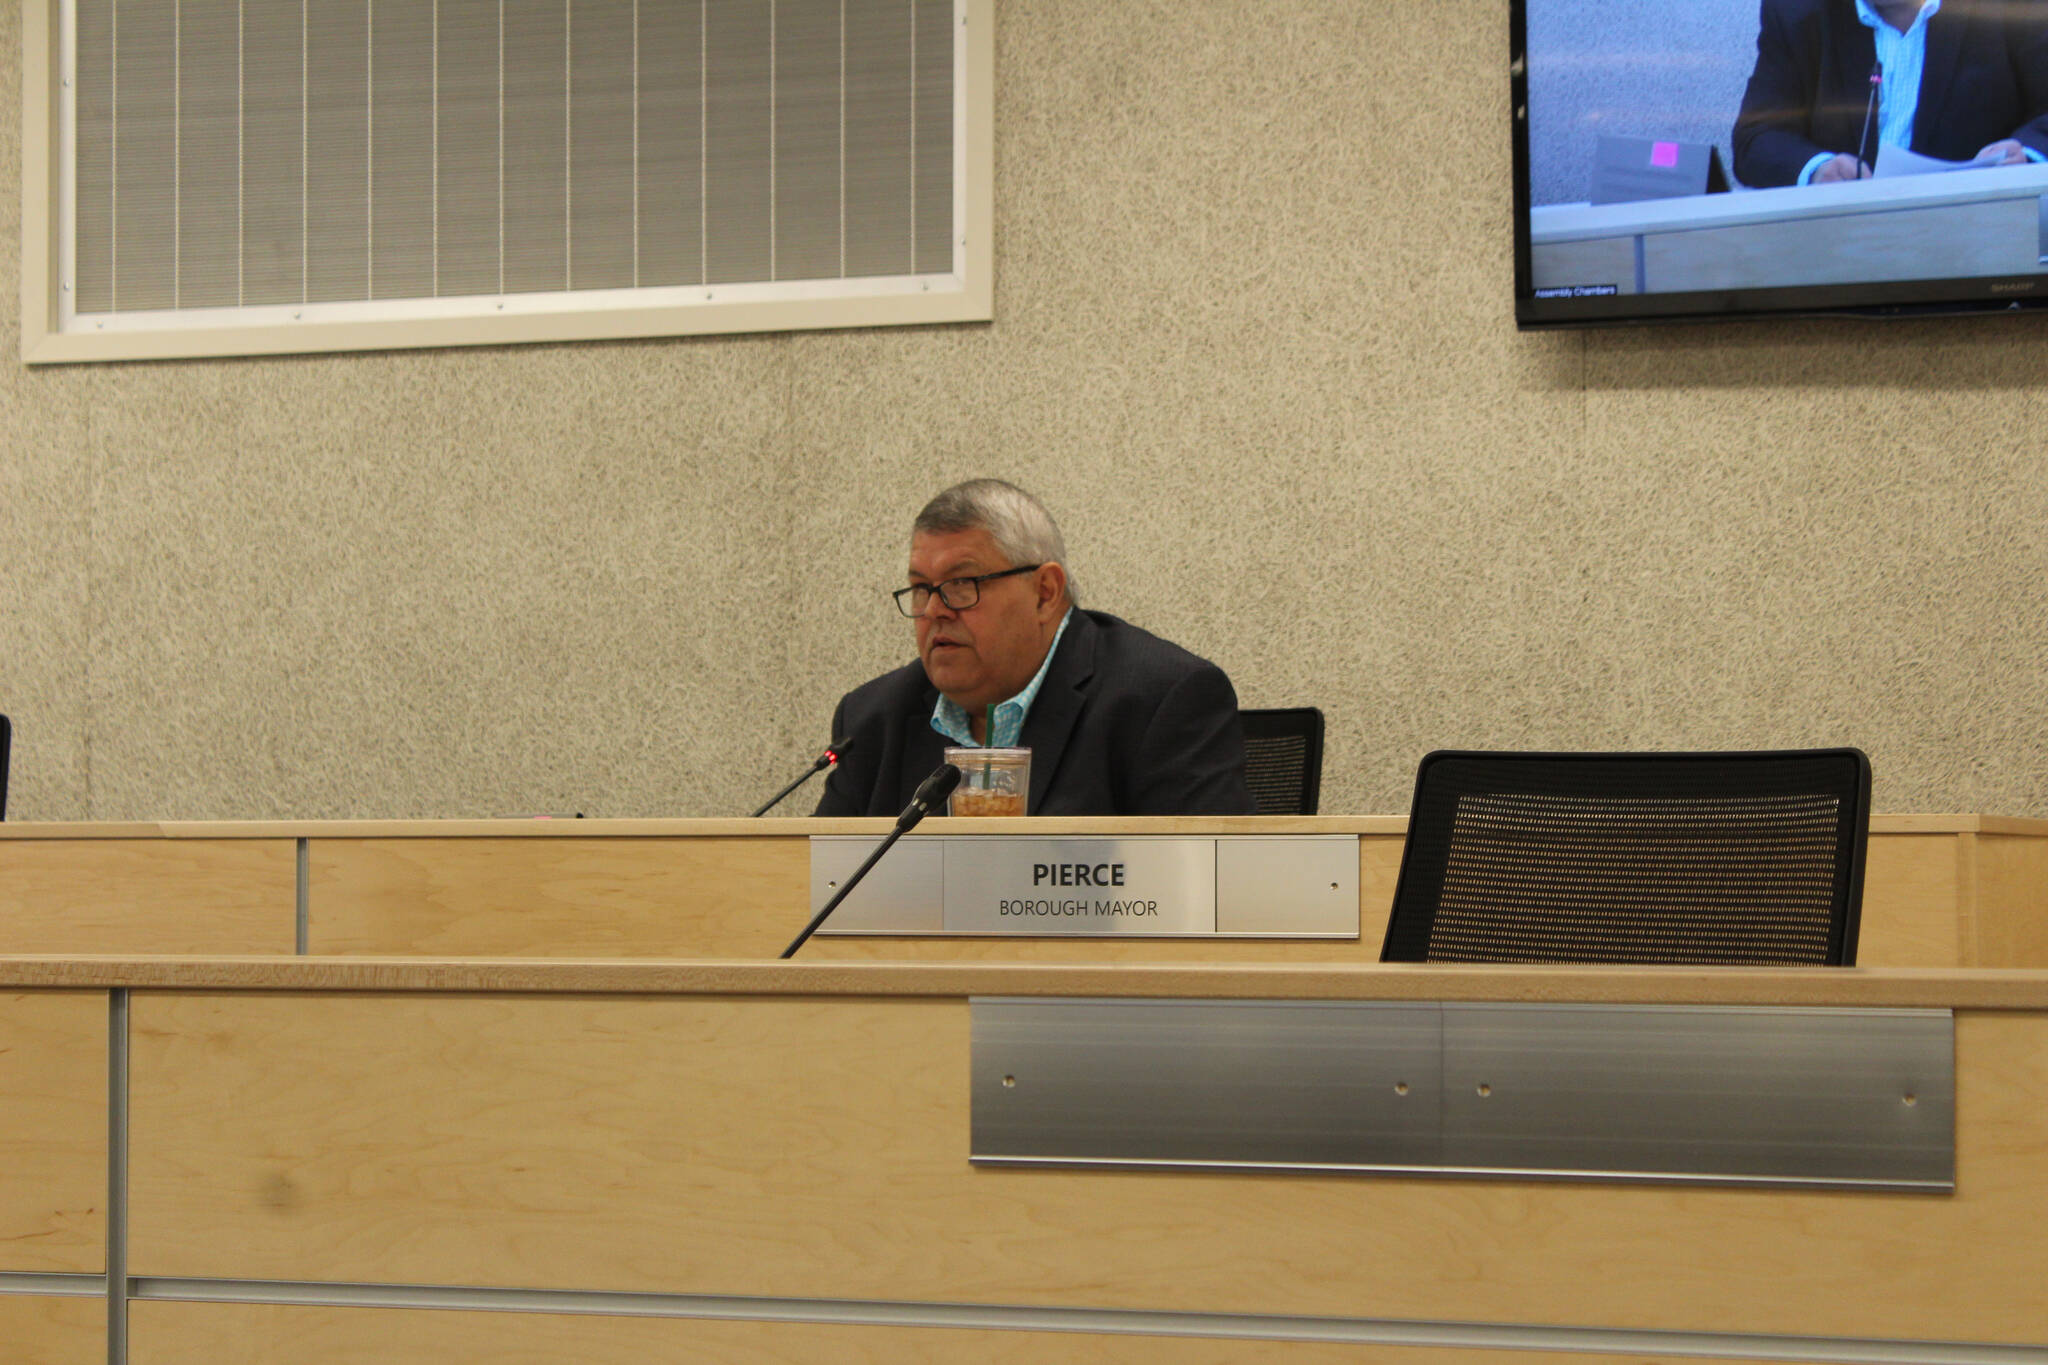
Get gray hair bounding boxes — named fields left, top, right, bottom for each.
left=913, top=479, right=1079, bottom=607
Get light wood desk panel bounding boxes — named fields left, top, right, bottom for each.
left=0, top=1295, right=104, bottom=1365
left=121, top=976, right=2048, bottom=1347
left=0, top=837, right=295, bottom=953
left=0, top=991, right=106, bottom=1273
left=122, top=1301, right=1830, bottom=1365
left=1970, top=833, right=2048, bottom=968
left=296, top=816, right=2037, bottom=965
left=306, top=836, right=808, bottom=957
left=303, top=818, right=1404, bottom=962
left=128, top=993, right=964, bottom=1293
left=5, top=816, right=2045, bottom=965
left=1855, top=833, right=1966, bottom=967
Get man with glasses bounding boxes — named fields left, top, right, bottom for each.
left=813, top=479, right=1255, bottom=816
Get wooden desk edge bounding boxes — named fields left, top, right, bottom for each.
left=3, top=956, right=2046, bottom=1008
left=0, top=816, right=1402, bottom=838
left=1, top=813, right=2038, bottom=839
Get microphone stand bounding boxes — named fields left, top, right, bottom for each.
left=779, top=827, right=912, bottom=958
left=1857, top=61, right=1882, bottom=177
left=751, top=762, right=830, bottom=818
left=781, top=763, right=960, bottom=958
left=750, top=737, right=851, bottom=817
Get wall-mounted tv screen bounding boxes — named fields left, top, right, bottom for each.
left=1513, top=0, right=2048, bottom=326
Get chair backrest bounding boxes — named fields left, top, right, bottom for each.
left=1380, top=748, right=1870, bottom=966
left=1238, top=707, right=1325, bottom=816
left=0, top=714, right=10, bottom=821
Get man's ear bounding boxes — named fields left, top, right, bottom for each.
left=1036, top=562, right=1068, bottom=617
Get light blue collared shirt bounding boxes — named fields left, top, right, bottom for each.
left=931, top=608, right=1073, bottom=749
left=1799, top=0, right=2044, bottom=183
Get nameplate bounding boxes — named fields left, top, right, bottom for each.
left=809, top=835, right=1358, bottom=937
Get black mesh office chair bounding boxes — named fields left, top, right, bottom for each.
left=1380, top=748, right=1870, bottom=966
left=1239, top=708, right=1324, bottom=816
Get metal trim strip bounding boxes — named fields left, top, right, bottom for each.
left=108, top=988, right=129, bottom=1363
left=971, top=998, right=1955, bottom=1191
left=966, top=1154, right=1954, bottom=1193
left=121, top=1278, right=2048, bottom=1362
left=295, top=837, right=309, bottom=954
left=0, top=1272, right=106, bottom=1297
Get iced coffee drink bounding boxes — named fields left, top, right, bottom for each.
left=943, top=747, right=1031, bottom=816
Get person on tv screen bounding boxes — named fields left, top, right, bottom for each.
left=812, top=478, right=1254, bottom=817
left=1732, top=0, right=2048, bottom=187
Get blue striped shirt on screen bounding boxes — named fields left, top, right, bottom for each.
left=1797, top=0, right=2045, bottom=183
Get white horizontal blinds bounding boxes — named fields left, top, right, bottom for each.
left=241, top=2, right=305, bottom=304
left=636, top=2, right=703, bottom=285
left=502, top=0, right=563, bottom=293
left=70, top=0, right=953, bottom=315
left=704, top=0, right=771, bottom=283
left=74, top=1, right=114, bottom=312
left=777, top=0, right=840, bottom=281
left=438, top=0, right=501, bottom=298
left=305, top=5, right=368, bottom=301
left=177, top=2, right=237, bottom=308
left=843, top=0, right=910, bottom=277
left=569, top=2, right=636, bottom=289
left=371, top=3, right=433, bottom=298
left=105, top=2, right=178, bottom=310
left=912, top=0, right=950, bottom=274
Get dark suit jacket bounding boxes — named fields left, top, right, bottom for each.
left=813, top=609, right=1256, bottom=817
left=1732, top=0, right=2048, bottom=187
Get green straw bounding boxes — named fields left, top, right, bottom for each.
left=984, top=706, right=995, bottom=784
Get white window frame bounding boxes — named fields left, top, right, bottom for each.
left=18, top=0, right=993, bottom=364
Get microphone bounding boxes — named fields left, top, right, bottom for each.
left=779, top=761, right=962, bottom=958
left=750, top=735, right=853, bottom=817
left=1857, top=60, right=1882, bottom=178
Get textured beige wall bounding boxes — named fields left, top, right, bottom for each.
left=3, top=0, right=2046, bottom=822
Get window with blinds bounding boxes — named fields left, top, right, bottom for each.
left=29, top=0, right=989, bottom=361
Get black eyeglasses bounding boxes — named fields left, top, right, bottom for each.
left=893, top=564, right=1041, bottom=617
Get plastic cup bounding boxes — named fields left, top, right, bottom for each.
left=943, top=746, right=1031, bottom=816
